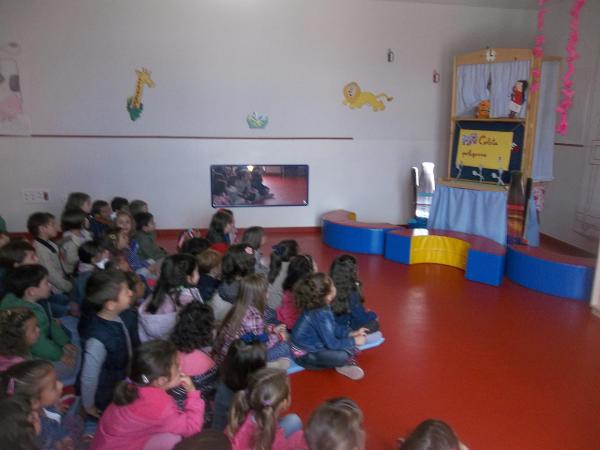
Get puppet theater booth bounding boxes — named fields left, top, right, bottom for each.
left=389, top=48, right=594, bottom=301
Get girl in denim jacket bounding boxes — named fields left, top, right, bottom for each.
left=290, top=273, right=367, bottom=380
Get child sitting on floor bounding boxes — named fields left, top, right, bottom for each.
left=0, top=240, right=39, bottom=267
left=227, top=368, right=306, bottom=450
left=102, top=226, right=133, bottom=273
left=241, top=226, right=269, bottom=275
left=28, top=213, right=73, bottom=316
left=213, top=274, right=290, bottom=369
left=212, top=337, right=267, bottom=431
left=110, top=197, right=129, bottom=219
left=217, top=244, right=256, bottom=304
left=207, top=210, right=235, bottom=253
left=128, top=200, right=148, bottom=218
left=276, top=255, right=316, bottom=330
left=169, top=301, right=218, bottom=425
left=196, top=248, right=222, bottom=302
left=330, top=254, right=382, bottom=341
left=71, top=240, right=111, bottom=308
left=0, top=307, right=39, bottom=371
left=90, top=200, right=113, bottom=241
left=212, top=244, right=257, bottom=322
left=0, top=240, right=39, bottom=298
left=114, top=212, right=158, bottom=279
left=63, top=192, right=92, bottom=215
left=398, top=419, right=469, bottom=450
left=174, top=429, right=232, bottom=450
left=138, top=254, right=202, bottom=341
left=179, top=236, right=210, bottom=256
left=91, top=340, right=205, bottom=450
left=60, top=208, right=93, bottom=276
left=1, top=359, right=85, bottom=450
left=305, top=397, right=365, bottom=450
left=0, top=395, right=41, bottom=449
left=291, top=273, right=366, bottom=380
left=79, top=269, right=137, bottom=418
left=266, top=240, right=299, bottom=311
left=133, top=212, right=168, bottom=262
left=0, top=265, right=78, bottom=382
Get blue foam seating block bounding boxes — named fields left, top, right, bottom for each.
left=322, top=220, right=391, bottom=255
left=384, top=230, right=506, bottom=286
left=286, top=337, right=385, bottom=375
left=384, top=231, right=411, bottom=264
left=465, top=249, right=505, bottom=287
left=506, top=247, right=593, bottom=301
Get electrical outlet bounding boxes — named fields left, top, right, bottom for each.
left=22, top=190, right=50, bottom=203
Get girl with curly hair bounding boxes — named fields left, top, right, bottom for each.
left=169, top=302, right=218, bottom=426
left=0, top=307, right=39, bottom=371
left=290, top=273, right=366, bottom=380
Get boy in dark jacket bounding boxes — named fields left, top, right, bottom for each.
left=79, top=269, right=138, bottom=418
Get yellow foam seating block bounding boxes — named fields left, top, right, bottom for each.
left=409, top=235, right=471, bottom=270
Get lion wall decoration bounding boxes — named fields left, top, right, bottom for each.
left=342, top=81, right=393, bottom=112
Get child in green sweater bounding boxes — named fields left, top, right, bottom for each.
left=0, top=265, right=79, bottom=382
left=134, top=212, right=168, bottom=262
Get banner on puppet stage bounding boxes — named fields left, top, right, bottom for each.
left=456, top=129, right=514, bottom=170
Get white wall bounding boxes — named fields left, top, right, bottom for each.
left=0, top=0, right=535, bottom=231
left=538, top=0, right=600, bottom=252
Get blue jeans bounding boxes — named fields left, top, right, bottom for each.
left=212, top=381, right=234, bottom=431
left=279, top=414, right=302, bottom=437
left=295, top=349, right=353, bottom=370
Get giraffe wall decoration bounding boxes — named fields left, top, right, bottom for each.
left=126, top=68, right=155, bottom=121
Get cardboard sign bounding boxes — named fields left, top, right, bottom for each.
left=456, top=129, right=513, bottom=170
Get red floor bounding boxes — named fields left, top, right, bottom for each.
left=164, top=231, right=600, bottom=450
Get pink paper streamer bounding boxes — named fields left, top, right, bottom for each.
left=556, top=0, right=586, bottom=135
left=531, top=0, right=550, bottom=92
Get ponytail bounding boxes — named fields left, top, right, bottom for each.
left=268, top=240, right=299, bottom=283
left=113, top=380, right=139, bottom=406
left=226, top=389, right=251, bottom=438
left=254, top=403, right=279, bottom=450
left=267, top=252, right=284, bottom=284
left=226, top=368, right=289, bottom=450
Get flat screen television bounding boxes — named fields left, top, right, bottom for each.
left=211, top=165, right=309, bottom=207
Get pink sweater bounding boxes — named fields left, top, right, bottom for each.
left=231, top=413, right=307, bottom=450
left=91, top=386, right=204, bottom=450
left=276, top=291, right=301, bottom=330
left=179, top=350, right=215, bottom=377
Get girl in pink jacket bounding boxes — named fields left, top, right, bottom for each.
left=227, top=368, right=307, bottom=450
left=92, top=340, right=205, bottom=450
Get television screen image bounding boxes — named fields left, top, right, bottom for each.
left=211, top=165, right=309, bottom=207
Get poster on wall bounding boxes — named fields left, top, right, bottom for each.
left=0, top=43, right=31, bottom=135
left=450, top=120, right=524, bottom=185
left=456, top=129, right=513, bottom=171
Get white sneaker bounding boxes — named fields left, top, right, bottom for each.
left=267, top=357, right=291, bottom=370
left=335, top=365, right=365, bottom=380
